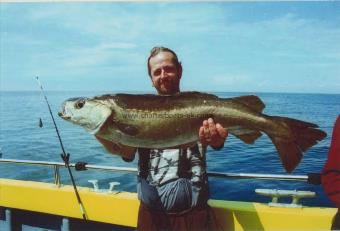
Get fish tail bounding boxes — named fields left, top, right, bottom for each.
left=269, top=116, right=327, bottom=173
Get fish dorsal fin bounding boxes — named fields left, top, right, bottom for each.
left=233, top=95, right=265, bottom=112
left=176, top=91, right=219, bottom=100
left=113, top=91, right=218, bottom=110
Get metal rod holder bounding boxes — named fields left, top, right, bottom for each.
left=54, top=165, right=61, bottom=187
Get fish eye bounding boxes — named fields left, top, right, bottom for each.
left=75, top=99, right=85, bottom=109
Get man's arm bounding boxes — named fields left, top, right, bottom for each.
left=95, top=135, right=136, bottom=161
left=199, top=118, right=228, bottom=150
left=187, top=144, right=209, bottom=208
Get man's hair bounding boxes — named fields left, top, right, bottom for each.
left=147, top=46, right=182, bottom=77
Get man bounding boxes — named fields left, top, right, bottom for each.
left=98, top=47, right=228, bottom=230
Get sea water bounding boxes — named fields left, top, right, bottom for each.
left=0, top=91, right=339, bottom=207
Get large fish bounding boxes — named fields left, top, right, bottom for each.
left=58, top=92, right=326, bottom=172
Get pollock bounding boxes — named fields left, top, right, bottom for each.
left=59, top=92, right=326, bottom=172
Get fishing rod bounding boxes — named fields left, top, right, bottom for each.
left=36, top=76, right=87, bottom=221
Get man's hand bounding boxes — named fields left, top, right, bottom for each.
left=199, top=118, right=228, bottom=149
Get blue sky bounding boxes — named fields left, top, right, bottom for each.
left=1, top=2, right=340, bottom=93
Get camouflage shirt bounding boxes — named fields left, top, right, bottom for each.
left=136, top=143, right=209, bottom=213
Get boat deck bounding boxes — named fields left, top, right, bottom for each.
left=0, top=178, right=337, bottom=231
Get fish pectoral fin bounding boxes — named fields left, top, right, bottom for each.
left=114, top=121, right=139, bottom=136
left=174, top=141, right=197, bottom=149
left=229, top=126, right=262, bottom=144
left=233, top=95, right=265, bottom=112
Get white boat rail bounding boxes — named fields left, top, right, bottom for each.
left=0, top=158, right=320, bottom=186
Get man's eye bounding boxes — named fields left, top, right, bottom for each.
left=153, top=69, right=161, bottom=76
left=75, top=100, right=85, bottom=109
left=164, top=66, right=175, bottom=73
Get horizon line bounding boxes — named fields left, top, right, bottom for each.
left=1, top=89, right=339, bottom=95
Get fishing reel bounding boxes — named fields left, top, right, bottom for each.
left=75, top=161, right=88, bottom=171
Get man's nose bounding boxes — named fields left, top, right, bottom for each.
left=160, top=69, right=168, bottom=79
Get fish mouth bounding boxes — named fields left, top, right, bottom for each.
left=58, top=111, right=71, bottom=120
left=58, top=101, right=71, bottom=120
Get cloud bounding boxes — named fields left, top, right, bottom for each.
left=26, top=3, right=227, bottom=42
left=212, top=74, right=251, bottom=86
left=63, top=42, right=138, bottom=68
left=29, top=6, right=64, bottom=21
left=1, top=3, right=340, bottom=93
left=98, top=42, right=136, bottom=49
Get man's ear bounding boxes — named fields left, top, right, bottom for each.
left=178, top=62, right=183, bottom=79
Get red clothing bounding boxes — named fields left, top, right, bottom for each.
left=322, top=115, right=340, bottom=208
left=137, top=202, right=222, bottom=231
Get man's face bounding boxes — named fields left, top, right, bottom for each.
left=149, top=51, right=182, bottom=95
